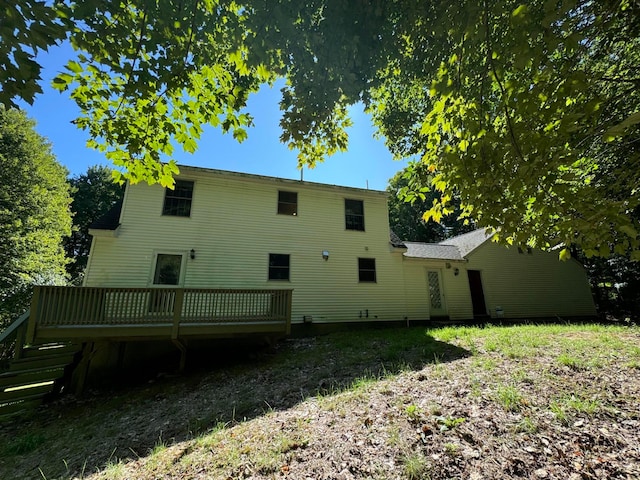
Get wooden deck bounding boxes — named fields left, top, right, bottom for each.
left=27, top=286, right=293, bottom=343
left=0, top=287, right=293, bottom=416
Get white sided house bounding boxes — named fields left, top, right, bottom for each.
left=85, top=166, right=597, bottom=325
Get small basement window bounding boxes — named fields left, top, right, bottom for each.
left=277, top=190, right=298, bottom=215
left=358, top=258, right=376, bottom=282
left=162, top=180, right=194, bottom=217
left=345, top=199, right=364, bottom=231
left=268, top=254, right=290, bottom=280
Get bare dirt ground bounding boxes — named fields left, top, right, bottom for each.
left=1, top=324, right=639, bottom=479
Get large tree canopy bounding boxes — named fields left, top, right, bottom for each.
left=0, top=107, right=72, bottom=327
left=1, top=0, right=638, bottom=259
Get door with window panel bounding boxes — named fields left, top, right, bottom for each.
left=150, top=253, right=183, bottom=313
left=427, top=269, right=446, bottom=317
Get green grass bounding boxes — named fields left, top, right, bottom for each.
left=2, top=433, right=46, bottom=456
left=402, top=451, right=431, bottom=480
left=550, top=394, right=600, bottom=419
left=494, top=384, right=527, bottom=412
left=514, top=416, right=538, bottom=434
left=102, top=460, right=126, bottom=480
left=2, top=322, right=638, bottom=480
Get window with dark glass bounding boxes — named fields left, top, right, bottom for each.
left=162, top=180, right=194, bottom=216
left=358, top=258, right=376, bottom=282
left=345, top=199, right=364, bottom=231
left=278, top=190, right=298, bottom=215
left=268, top=254, right=290, bottom=280
left=153, top=254, right=183, bottom=285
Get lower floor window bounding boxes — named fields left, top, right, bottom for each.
left=358, top=258, right=376, bottom=282
left=153, top=254, right=183, bottom=285
left=269, top=254, right=290, bottom=280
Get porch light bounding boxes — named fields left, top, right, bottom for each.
left=454, top=268, right=460, bottom=276
left=190, top=249, right=196, bottom=260
left=322, top=250, right=329, bottom=261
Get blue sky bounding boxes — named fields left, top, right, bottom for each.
left=21, top=43, right=409, bottom=191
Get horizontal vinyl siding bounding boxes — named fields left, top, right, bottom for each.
left=399, top=260, right=430, bottom=321
left=466, top=242, right=596, bottom=319
left=440, top=267, right=474, bottom=320
left=400, top=259, right=473, bottom=321
left=84, top=171, right=411, bottom=324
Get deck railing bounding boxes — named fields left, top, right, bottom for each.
left=27, top=286, right=293, bottom=342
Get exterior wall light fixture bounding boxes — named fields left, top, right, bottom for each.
left=190, top=249, right=196, bottom=260
left=322, top=250, right=329, bottom=261
left=454, top=268, right=460, bottom=276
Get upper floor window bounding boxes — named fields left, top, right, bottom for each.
left=345, top=199, right=364, bottom=231
left=278, top=190, right=298, bottom=216
left=268, top=254, right=290, bottom=280
left=358, top=258, right=376, bottom=282
left=163, top=180, right=194, bottom=217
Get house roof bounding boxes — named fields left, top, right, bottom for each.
left=178, top=165, right=388, bottom=197
left=404, top=242, right=464, bottom=260
left=389, top=230, right=407, bottom=249
left=439, top=228, right=494, bottom=257
left=402, top=228, right=494, bottom=261
left=89, top=200, right=123, bottom=230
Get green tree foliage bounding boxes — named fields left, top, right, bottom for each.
left=65, top=166, right=124, bottom=281
left=1, top=1, right=638, bottom=259
left=581, top=254, right=640, bottom=320
left=0, top=107, right=72, bottom=327
left=387, top=165, right=474, bottom=242
left=0, top=1, right=68, bottom=107
left=372, top=0, right=640, bottom=260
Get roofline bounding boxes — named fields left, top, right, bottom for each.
left=402, top=255, right=467, bottom=263
left=439, top=228, right=495, bottom=257
left=177, top=164, right=388, bottom=197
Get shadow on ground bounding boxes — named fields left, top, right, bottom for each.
left=0, top=325, right=469, bottom=479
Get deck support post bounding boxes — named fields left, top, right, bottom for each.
left=172, top=339, right=187, bottom=371
left=171, top=289, right=187, bottom=371
left=72, top=342, right=96, bottom=396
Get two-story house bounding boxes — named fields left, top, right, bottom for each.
left=85, top=166, right=423, bottom=325
left=85, top=166, right=597, bottom=326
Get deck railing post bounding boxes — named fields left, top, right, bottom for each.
left=26, top=286, right=41, bottom=345
left=13, top=320, right=27, bottom=360
left=286, top=290, right=293, bottom=335
left=171, top=288, right=184, bottom=340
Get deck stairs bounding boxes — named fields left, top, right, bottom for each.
left=0, top=311, right=81, bottom=421
left=0, top=342, right=81, bottom=420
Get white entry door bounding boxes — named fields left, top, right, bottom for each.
left=427, top=270, right=447, bottom=317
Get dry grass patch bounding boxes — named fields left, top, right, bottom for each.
left=1, top=323, right=639, bottom=479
